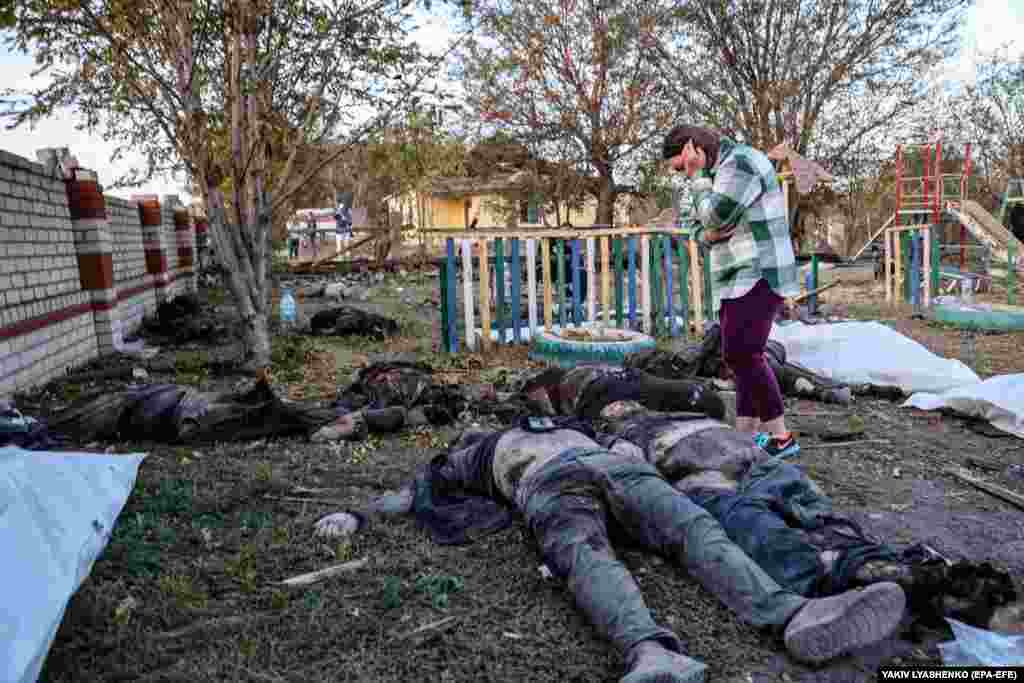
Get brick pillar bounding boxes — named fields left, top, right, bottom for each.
left=174, top=207, right=196, bottom=292
left=136, top=195, right=169, bottom=304
left=64, top=167, right=120, bottom=354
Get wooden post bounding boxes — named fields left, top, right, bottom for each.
left=478, top=240, right=491, bottom=350
left=678, top=236, right=689, bottom=335
left=441, top=239, right=454, bottom=352
left=510, top=238, right=521, bottom=343
left=894, top=230, right=904, bottom=305
left=650, top=236, right=663, bottom=335
left=614, top=237, right=625, bottom=328
left=586, top=237, right=597, bottom=324
left=664, top=234, right=678, bottom=336
left=526, top=238, right=538, bottom=338
left=930, top=227, right=940, bottom=299
left=494, top=238, right=505, bottom=342
left=556, top=239, right=566, bottom=328
left=1009, top=241, right=1017, bottom=306
left=600, top=236, right=611, bottom=326
left=461, top=240, right=475, bottom=350
left=810, top=254, right=819, bottom=314
left=640, top=234, right=651, bottom=334
left=542, top=238, right=553, bottom=331
left=922, top=227, right=931, bottom=308
left=627, top=237, right=638, bottom=325
left=571, top=238, right=583, bottom=326
left=885, top=228, right=893, bottom=305
left=688, top=239, right=704, bottom=336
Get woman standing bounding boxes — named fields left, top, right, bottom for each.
left=662, top=126, right=800, bottom=458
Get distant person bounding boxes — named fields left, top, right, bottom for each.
left=306, top=214, right=318, bottom=253
left=661, top=125, right=800, bottom=457
left=334, top=204, right=353, bottom=251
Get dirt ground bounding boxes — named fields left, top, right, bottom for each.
left=21, top=270, right=1024, bottom=683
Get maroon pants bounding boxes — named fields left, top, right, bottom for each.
left=719, top=279, right=785, bottom=421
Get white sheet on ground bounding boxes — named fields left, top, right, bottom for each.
left=903, top=374, right=1024, bottom=439
left=768, top=321, right=980, bottom=394
left=0, top=447, right=146, bottom=683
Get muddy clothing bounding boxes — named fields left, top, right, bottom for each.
left=337, top=362, right=465, bottom=425
left=625, top=324, right=852, bottom=405
left=427, top=426, right=808, bottom=656
left=519, top=365, right=724, bottom=421
left=49, top=381, right=331, bottom=444
left=605, top=415, right=898, bottom=597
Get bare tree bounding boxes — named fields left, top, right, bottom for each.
left=453, top=0, right=687, bottom=226
left=656, top=0, right=969, bottom=175
left=4, top=0, right=452, bottom=367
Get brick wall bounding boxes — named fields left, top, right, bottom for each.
left=108, top=196, right=157, bottom=341
left=0, top=147, right=196, bottom=397
left=0, top=150, right=99, bottom=396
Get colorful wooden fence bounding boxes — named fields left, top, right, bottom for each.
left=433, top=226, right=713, bottom=352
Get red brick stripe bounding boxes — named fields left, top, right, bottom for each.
left=138, top=199, right=162, bottom=227
left=0, top=303, right=94, bottom=341
left=0, top=270, right=191, bottom=341
left=77, top=253, right=114, bottom=290
left=145, top=250, right=167, bottom=274
left=65, top=178, right=108, bottom=220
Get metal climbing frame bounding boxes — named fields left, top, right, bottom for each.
left=884, top=137, right=974, bottom=308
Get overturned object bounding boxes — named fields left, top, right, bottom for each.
left=310, top=306, right=398, bottom=338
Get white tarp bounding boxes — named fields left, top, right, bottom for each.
left=903, top=374, right=1024, bottom=439
left=0, top=447, right=146, bottom=683
left=768, top=321, right=980, bottom=394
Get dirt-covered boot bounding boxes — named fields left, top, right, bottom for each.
left=783, top=582, right=905, bottom=664
left=620, top=641, right=707, bottom=683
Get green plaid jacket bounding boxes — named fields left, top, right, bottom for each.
left=691, top=138, right=799, bottom=311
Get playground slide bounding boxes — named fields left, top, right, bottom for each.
left=947, top=200, right=1024, bottom=267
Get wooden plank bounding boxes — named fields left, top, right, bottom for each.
left=688, top=239, right=704, bottom=336
left=442, top=239, right=454, bottom=352
left=885, top=229, right=893, bottom=305
left=944, top=466, right=1024, bottom=512
left=640, top=235, right=651, bottom=334
left=461, top=240, right=476, bottom=351
left=627, top=237, right=637, bottom=325
left=571, top=238, right=583, bottom=326
left=556, top=239, right=566, bottom=327
left=600, top=236, right=611, bottom=325
left=650, top=236, right=663, bottom=335
left=664, top=235, right=678, bottom=336
left=526, top=238, right=538, bottom=337
left=586, top=237, right=597, bottom=324
left=494, top=238, right=506, bottom=343
left=478, top=239, right=491, bottom=350
left=510, top=238, right=521, bottom=343
left=922, top=227, right=931, bottom=308
left=677, top=236, right=689, bottom=333
left=614, top=238, right=624, bottom=328
left=542, top=238, right=553, bottom=331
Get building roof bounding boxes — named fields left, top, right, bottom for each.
left=768, top=143, right=834, bottom=195
left=427, top=170, right=535, bottom=197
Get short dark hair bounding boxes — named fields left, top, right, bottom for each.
left=661, top=125, right=721, bottom=168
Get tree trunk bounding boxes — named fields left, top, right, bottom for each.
left=595, top=175, right=616, bottom=227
